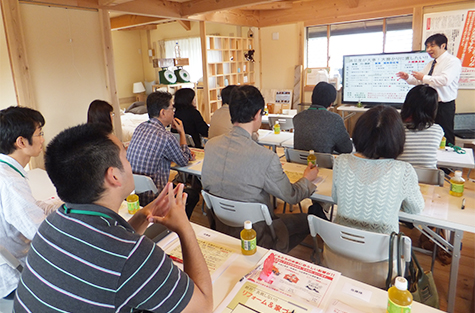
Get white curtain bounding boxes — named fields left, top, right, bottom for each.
left=164, top=37, right=203, bottom=83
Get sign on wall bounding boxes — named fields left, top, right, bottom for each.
left=423, top=9, right=475, bottom=89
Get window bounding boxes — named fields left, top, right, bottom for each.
left=307, top=16, right=413, bottom=74
left=163, top=37, right=203, bottom=83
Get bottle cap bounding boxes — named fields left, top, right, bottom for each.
left=244, top=220, right=252, bottom=229
left=394, top=276, right=408, bottom=291
left=275, top=121, right=279, bottom=125
left=454, top=170, right=462, bottom=177
left=309, top=150, right=314, bottom=155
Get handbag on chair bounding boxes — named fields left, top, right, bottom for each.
left=386, top=232, right=439, bottom=309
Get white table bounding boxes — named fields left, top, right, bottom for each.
left=27, top=168, right=443, bottom=313
left=257, top=129, right=294, bottom=152
left=261, top=113, right=296, bottom=125
left=277, top=133, right=475, bottom=171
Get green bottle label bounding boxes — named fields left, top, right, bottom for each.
left=450, top=182, right=464, bottom=194
left=387, top=298, right=411, bottom=313
left=242, top=238, right=256, bottom=251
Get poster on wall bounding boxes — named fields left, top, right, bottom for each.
left=423, top=9, right=475, bottom=89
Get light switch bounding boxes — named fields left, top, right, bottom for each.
left=272, top=32, right=279, bottom=40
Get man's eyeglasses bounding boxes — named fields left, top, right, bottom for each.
left=33, top=131, right=45, bottom=137
left=168, top=107, right=176, bottom=113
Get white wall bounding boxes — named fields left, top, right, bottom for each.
left=0, top=12, right=17, bottom=109
left=19, top=4, right=109, bottom=146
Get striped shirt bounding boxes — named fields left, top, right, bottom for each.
left=126, top=118, right=192, bottom=204
left=398, top=124, right=444, bottom=169
left=14, top=203, right=193, bottom=312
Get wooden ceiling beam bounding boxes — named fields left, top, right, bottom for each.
left=241, top=2, right=293, bottom=10
left=119, top=24, right=158, bottom=31
left=190, top=9, right=259, bottom=27
left=258, top=0, right=466, bottom=27
left=110, top=14, right=166, bottom=29
left=181, top=0, right=280, bottom=17
left=177, top=19, right=191, bottom=30
left=347, top=0, right=359, bottom=8
left=105, top=0, right=181, bottom=18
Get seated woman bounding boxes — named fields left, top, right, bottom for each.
left=172, top=88, right=209, bottom=148
left=398, top=85, right=444, bottom=168
left=332, top=105, right=424, bottom=235
left=87, top=100, right=114, bottom=133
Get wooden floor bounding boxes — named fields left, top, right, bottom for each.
left=186, top=168, right=475, bottom=313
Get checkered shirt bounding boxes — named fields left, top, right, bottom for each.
left=126, top=118, right=192, bottom=203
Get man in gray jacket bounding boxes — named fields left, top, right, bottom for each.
left=202, top=86, right=318, bottom=253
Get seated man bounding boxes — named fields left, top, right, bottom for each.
left=208, top=85, right=237, bottom=139
left=0, top=106, right=60, bottom=300
left=293, top=82, right=352, bottom=154
left=126, top=91, right=199, bottom=218
left=202, top=86, right=319, bottom=253
left=14, top=123, right=213, bottom=313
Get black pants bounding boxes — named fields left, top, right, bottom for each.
left=435, top=100, right=456, bottom=145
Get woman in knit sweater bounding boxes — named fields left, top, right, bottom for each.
left=332, top=106, right=424, bottom=234
left=398, top=85, right=444, bottom=168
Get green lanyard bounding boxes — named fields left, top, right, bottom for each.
left=308, top=107, right=327, bottom=111
left=63, top=204, right=113, bottom=220
left=0, top=160, right=25, bottom=178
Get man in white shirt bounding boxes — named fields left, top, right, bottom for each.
left=397, top=33, right=462, bottom=144
left=0, top=106, right=59, bottom=299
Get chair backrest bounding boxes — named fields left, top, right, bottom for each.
left=201, top=191, right=276, bottom=240
left=0, top=245, right=23, bottom=273
left=268, top=116, right=294, bottom=131
left=133, top=174, right=159, bottom=194
left=284, top=148, right=334, bottom=169
left=307, top=215, right=411, bottom=263
left=413, top=166, right=445, bottom=187
left=171, top=132, right=195, bottom=147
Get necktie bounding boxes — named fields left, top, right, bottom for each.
left=428, top=59, right=437, bottom=76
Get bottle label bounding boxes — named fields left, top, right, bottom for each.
left=450, top=182, right=464, bottom=194
left=307, top=159, right=316, bottom=166
left=242, top=238, right=256, bottom=251
left=387, top=298, right=411, bottom=313
left=127, top=200, right=139, bottom=214
left=274, top=126, right=280, bottom=134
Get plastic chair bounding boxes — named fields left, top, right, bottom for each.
left=413, top=166, right=445, bottom=187
left=171, top=132, right=195, bottom=147
left=268, top=116, right=294, bottom=131
left=133, top=174, right=158, bottom=194
left=412, top=166, right=445, bottom=272
left=283, top=148, right=334, bottom=214
left=284, top=148, right=334, bottom=169
left=201, top=191, right=276, bottom=240
left=308, top=215, right=411, bottom=289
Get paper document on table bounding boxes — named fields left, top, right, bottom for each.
left=167, top=237, right=238, bottom=282
left=325, top=300, right=366, bottom=313
left=419, top=184, right=449, bottom=220
left=285, top=170, right=326, bottom=186
left=215, top=250, right=339, bottom=312
left=190, top=148, right=205, bottom=164
left=215, top=280, right=322, bottom=313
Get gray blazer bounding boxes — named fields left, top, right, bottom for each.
left=202, top=126, right=316, bottom=251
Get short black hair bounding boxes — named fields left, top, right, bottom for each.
left=146, top=91, right=173, bottom=118
left=221, top=85, right=237, bottom=105
left=45, top=123, right=123, bottom=204
left=173, top=88, right=195, bottom=110
left=311, top=82, right=337, bottom=108
left=87, top=100, right=113, bottom=133
left=229, top=85, right=264, bottom=124
left=401, top=85, right=438, bottom=131
left=425, top=33, right=448, bottom=50
left=353, top=105, right=405, bottom=159
left=0, top=106, right=45, bottom=155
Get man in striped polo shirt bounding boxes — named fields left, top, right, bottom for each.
left=14, top=123, right=212, bottom=313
